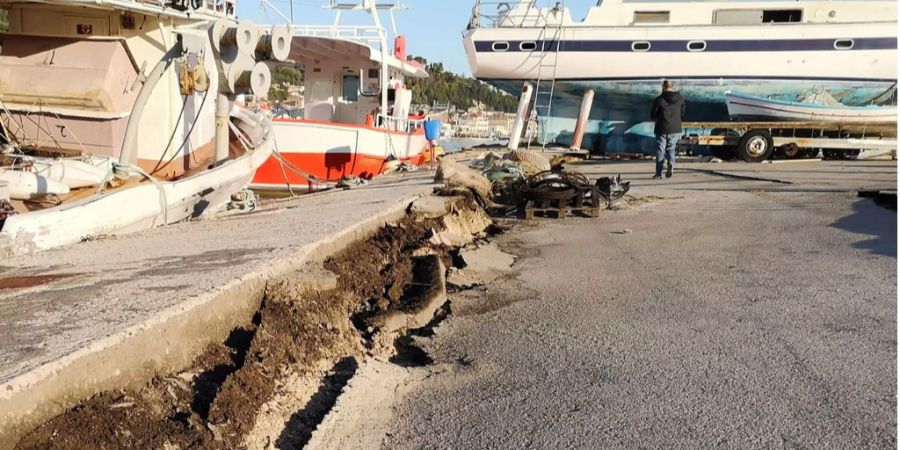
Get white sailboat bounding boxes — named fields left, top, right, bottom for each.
left=463, top=0, right=897, bottom=152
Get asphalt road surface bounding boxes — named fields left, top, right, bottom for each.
left=374, top=161, right=897, bottom=449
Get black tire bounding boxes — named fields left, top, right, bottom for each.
left=737, top=130, right=775, bottom=162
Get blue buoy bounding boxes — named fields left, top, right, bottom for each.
left=424, top=119, right=441, bottom=140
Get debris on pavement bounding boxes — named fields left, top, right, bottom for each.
left=596, top=175, right=631, bottom=208
left=503, top=149, right=551, bottom=175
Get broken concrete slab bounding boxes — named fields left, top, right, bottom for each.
left=305, top=358, right=420, bottom=450
left=408, top=195, right=449, bottom=220
left=367, top=255, right=447, bottom=335
left=448, top=243, right=515, bottom=289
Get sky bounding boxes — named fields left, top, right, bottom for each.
left=236, top=0, right=599, bottom=77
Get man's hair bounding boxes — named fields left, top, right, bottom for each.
left=662, top=80, right=674, bottom=91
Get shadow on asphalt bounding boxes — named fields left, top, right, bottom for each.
left=831, top=199, right=897, bottom=258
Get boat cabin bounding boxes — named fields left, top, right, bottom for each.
left=275, top=33, right=428, bottom=132
left=473, top=0, right=897, bottom=28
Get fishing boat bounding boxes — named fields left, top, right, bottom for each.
left=0, top=0, right=286, bottom=254
left=725, top=91, right=897, bottom=123
left=463, top=0, right=898, bottom=153
left=250, top=0, right=433, bottom=193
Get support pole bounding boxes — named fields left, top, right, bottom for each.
left=508, top=82, right=533, bottom=151
left=215, top=93, right=232, bottom=165
left=571, top=89, right=594, bottom=151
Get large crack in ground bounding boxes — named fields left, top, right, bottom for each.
left=15, top=195, right=494, bottom=450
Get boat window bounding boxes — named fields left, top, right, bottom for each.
left=714, top=10, right=763, bottom=25
left=687, top=41, right=706, bottom=52
left=762, top=9, right=802, bottom=23
left=367, top=68, right=379, bottom=80
left=834, top=39, right=854, bottom=50
left=492, top=41, right=510, bottom=52
left=520, top=41, right=537, bottom=51
left=633, top=11, right=670, bottom=24
left=714, top=8, right=802, bottom=24
left=342, top=75, right=360, bottom=102
left=631, top=41, right=651, bottom=52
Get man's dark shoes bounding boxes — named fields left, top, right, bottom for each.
left=665, top=167, right=673, bottom=178
left=652, top=175, right=663, bottom=180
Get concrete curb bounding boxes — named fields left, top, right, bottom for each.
left=0, top=194, right=426, bottom=448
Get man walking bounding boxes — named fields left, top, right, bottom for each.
left=650, top=80, right=685, bottom=179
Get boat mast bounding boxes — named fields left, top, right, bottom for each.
left=363, top=0, right=390, bottom=118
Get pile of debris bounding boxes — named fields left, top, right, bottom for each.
left=435, top=148, right=629, bottom=219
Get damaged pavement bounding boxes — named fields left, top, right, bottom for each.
left=11, top=194, right=516, bottom=449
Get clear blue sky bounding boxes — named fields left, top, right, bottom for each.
left=237, top=0, right=599, bottom=77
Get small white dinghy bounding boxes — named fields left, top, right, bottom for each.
left=725, top=91, right=897, bottom=123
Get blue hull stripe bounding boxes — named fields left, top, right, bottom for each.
left=474, top=37, right=896, bottom=53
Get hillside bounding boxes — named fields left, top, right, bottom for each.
left=406, top=57, right=518, bottom=113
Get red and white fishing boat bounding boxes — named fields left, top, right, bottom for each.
left=251, top=1, right=433, bottom=192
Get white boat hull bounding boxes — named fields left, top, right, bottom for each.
left=465, top=23, right=897, bottom=83
left=725, top=92, right=897, bottom=122
left=0, top=111, right=275, bottom=255
left=251, top=119, right=429, bottom=190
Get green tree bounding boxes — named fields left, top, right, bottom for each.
left=268, top=64, right=303, bottom=101
left=272, top=65, right=303, bottom=86
left=406, top=56, right=517, bottom=112
left=0, top=9, right=8, bottom=32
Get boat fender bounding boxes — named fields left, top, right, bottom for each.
left=0, top=169, right=70, bottom=200
left=394, top=35, right=407, bottom=60
left=32, top=158, right=109, bottom=189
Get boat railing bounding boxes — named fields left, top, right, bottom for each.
left=291, top=24, right=383, bottom=47
left=66, top=0, right=235, bottom=19
left=469, top=0, right=562, bottom=29
left=377, top=113, right=425, bottom=134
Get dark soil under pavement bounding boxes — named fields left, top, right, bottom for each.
left=15, top=203, right=473, bottom=449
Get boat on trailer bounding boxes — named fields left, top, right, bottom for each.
left=463, top=0, right=897, bottom=153
left=250, top=0, right=432, bottom=193
left=0, top=0, right=287, bottom=254
left=725, top=91, right=897, bottom=123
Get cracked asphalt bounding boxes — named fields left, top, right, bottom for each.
left=377, top=160, right=897, bottom=449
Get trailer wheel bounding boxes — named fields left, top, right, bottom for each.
left=737, top=130, right=774, bottom=162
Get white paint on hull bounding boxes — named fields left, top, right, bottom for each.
left=725, top=92, right=897, bottom=122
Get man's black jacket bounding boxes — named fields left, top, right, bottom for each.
left=650, top=91, right=685, bottom=136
